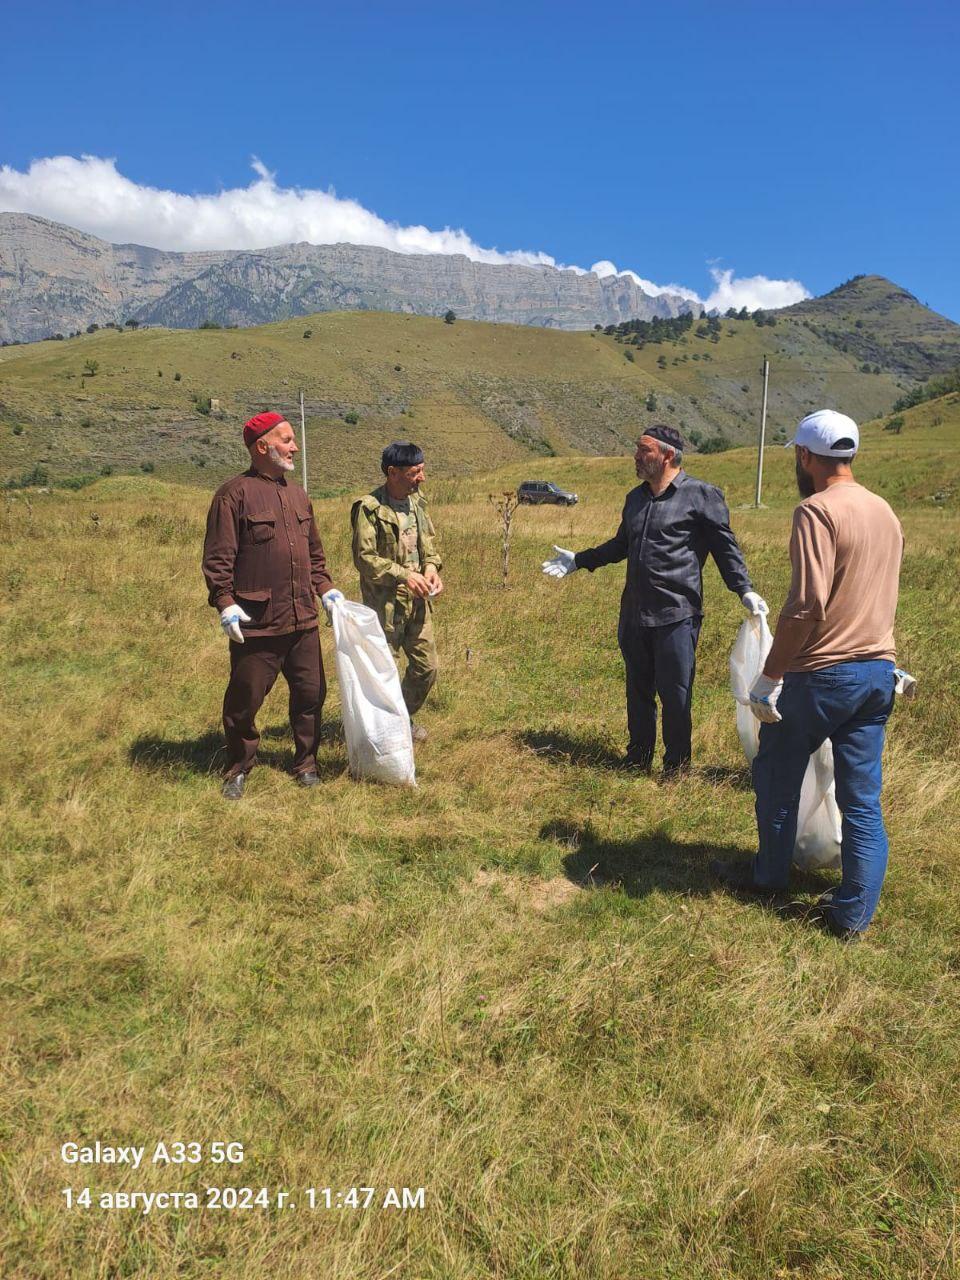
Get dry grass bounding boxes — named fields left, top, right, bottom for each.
left=1, top=441, right=958, bottom=1278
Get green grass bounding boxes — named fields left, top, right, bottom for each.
left=0, top=307, right=913, bottom=490
left=1, top=430, right=958, bottom=1277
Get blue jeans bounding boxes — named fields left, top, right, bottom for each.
left=752, top=659, right=896, bottom=932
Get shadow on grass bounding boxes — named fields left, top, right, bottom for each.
left=129, top=719, right=345, bottom=779
left=544, top=819, right=837, bottom=904
left=520, top=728, right=625, bottom=771
left=521, top=729, right=753, bottom=789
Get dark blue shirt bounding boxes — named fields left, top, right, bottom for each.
left=575, top=471, right=752, bottom=627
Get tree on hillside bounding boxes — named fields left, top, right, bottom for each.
left=86, top=323, right=99, bottom=333
left=444, top=310, right=456, bottom=324
left=83, top=359, right=99, bottom=377
left=124, top=318, right=139, bottom=329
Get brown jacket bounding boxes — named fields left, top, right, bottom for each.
left=202, top=469, right=334, bottom=637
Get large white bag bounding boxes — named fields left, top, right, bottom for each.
left=329, top=598, right=416, bottom=787
left=729, top=616, right=841, bottom=870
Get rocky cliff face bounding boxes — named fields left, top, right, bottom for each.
left=0, top=213, right=695, bottom=342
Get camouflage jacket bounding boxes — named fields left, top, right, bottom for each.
left=351, top=485, right=442, bottom=630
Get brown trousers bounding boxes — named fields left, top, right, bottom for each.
left=223, top=628, right=325, bottom=778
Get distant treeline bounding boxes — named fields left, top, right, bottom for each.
left=599, top=307, right=777, bottom=347
left=892, top=367, right=960, bottom=412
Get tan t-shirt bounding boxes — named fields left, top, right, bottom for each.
left=780, top=481, right=904, bottom=672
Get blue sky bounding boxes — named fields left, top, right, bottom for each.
left=2, top=0, right=958, bottom=317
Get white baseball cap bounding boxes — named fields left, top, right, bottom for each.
left=785, top=409, right=859, bottom=458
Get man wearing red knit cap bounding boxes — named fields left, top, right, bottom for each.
left=202, top=412, right=343, bottom=799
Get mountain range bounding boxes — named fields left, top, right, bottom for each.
left=0, top=213, right=697, bottom=344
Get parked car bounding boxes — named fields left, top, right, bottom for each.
left=517, top=480, right=579, bottom=506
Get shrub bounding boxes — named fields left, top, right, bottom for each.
left=884, top=415, right=905, bottom=434
left=699, top=434, right=731, bottom=454
left=303, top=330, right=313, bottom=339
left=80, top=417, right=93, bottom=428
left=344, top=411, right=359, bottom=425
left=124, top=319, right=139, bottom=329
left=195, top=396, right=212, bottom=417
left=173, top=372, right=182, bottom=382
left=624, top=349, right=634, bottom=362
left=4, top=464, right=49, bottom=489
left=199, top=320, right=221, bottom=330
left=158, top=369, right=163, bottom=377
left=59, top=475, right=97, bottom=491
left=100, top=464, right=114, bottom=476
left=86, top=323, right=100, bottom=334
left=12, top=424, right=23, bottom=436
left=83, top=359, right=99, bottom=377
left=394, top=365, right=402, bottom=372
left=140, top=461, right=155, bottom=473
left=443, top=310, right=456, bottom=324
left=645, top=394, right=658, bottom=412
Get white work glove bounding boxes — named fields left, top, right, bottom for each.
left=220, top=604, right=252, bottom=643
left=541, top=546, right=578, bottom=578
left=894, top=668, right=917, bottom=700
left=749, top=673, right=783, bottom=723
left=321, top=588, right=345, bottom=616
left=741, top=591, right=769, bottom=616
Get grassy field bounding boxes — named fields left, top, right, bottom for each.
left=2, top=409, right=959, bottom=1277
left=0, top=307, right=911, bottom=491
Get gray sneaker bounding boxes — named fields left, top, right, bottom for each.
left=222, top=772, right=246, bottom=800
left=410, top=721, right=428, bottom=743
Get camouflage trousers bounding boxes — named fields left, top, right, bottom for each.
left=384, top=598, right=438, bottom=716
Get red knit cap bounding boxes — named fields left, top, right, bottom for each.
left=243, top=411, right=286, bottom=447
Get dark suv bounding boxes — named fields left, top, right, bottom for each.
left=517, top=480, right=579, bottom=506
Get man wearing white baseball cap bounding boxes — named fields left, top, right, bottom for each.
left=712, top=410, right=904, bottom=940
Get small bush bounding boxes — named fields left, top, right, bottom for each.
left=4, top=464, right=50, bottom=489
left=158, top=369, right=163, bottom=377
left=12, top=424, right=23, bottom=436
left=199, top=320, right=221, bottom=330
left=195, top=396, right=212, bottom=417
left=884, top=415, right=905, bottom=434
left=140, top=461, right=155, bottom=473
left=83, top=359, right=99, bottom=377
left=59, top=475, right=97, bottom=491
left=100, top=464, right=114, bottom=476
left=173, top=372, right=182, bottom=382
left=344, top=411, right=359, bottom=425
left=303, top=330, right=313, bottom=339
left=80, top=417, right=93, bottom=429
left=443, top=310, right=456, bottom=324
left=699, top=434, right=731, bottom=454
left=624, top=349, right=634, bottom=362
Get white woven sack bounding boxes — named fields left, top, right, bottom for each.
left=729, top=616, right=841, bottom=870
left=329, top=598, right=416, bottom=787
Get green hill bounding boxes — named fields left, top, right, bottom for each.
left=782, top=274, right=960, bottom=379
left=0, top=304, right=945, bottom=491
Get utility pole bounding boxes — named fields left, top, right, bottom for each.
left=299, top=389, right=308, bottom=493
left=754, top=355, right=770, bottom=508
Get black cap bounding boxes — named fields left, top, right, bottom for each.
left=381, top=441, right=424, bottom=474
left=643, top=424, right=685, bottom=452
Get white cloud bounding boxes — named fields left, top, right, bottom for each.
left=0, top=155, right=811, bottom=311
left=704, top=266, right=809, bottom=312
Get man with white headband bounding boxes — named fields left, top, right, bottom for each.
left=712, top=410, right=904, bottom=940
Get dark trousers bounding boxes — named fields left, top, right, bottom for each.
left=618, top=616, right=702, bottom=769
left=223, top=628, right=325, bottom=779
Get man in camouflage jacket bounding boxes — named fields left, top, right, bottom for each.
left=351, top=442, right=443, bottom=737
